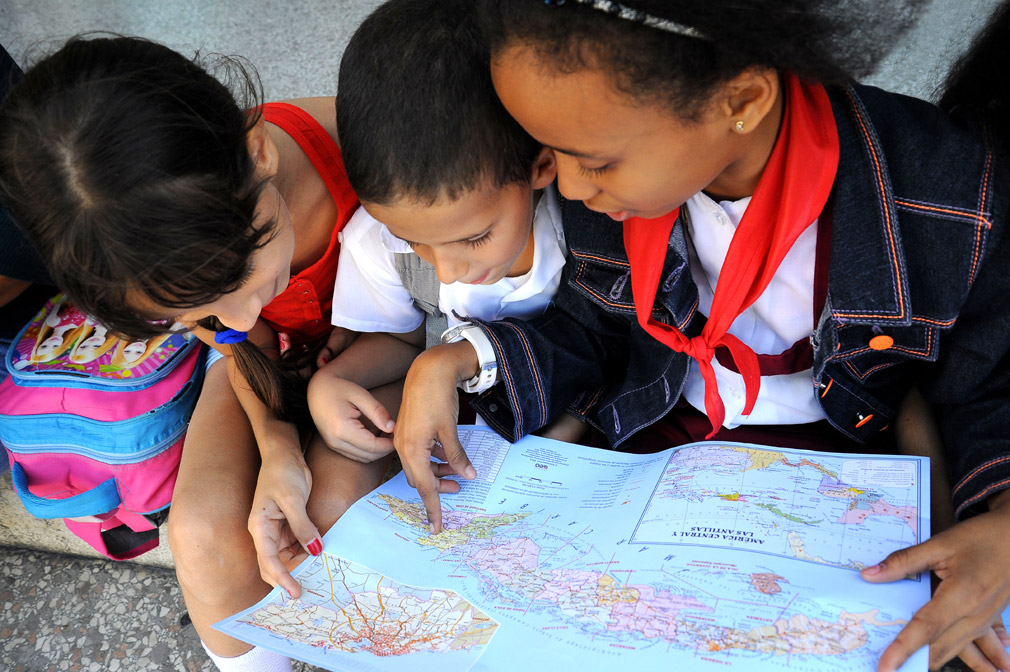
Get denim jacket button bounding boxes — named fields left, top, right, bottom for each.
left=868, top=335, right=894, bottom=350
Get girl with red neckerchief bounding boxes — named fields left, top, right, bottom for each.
left=393, top=2, right=1010, bottom=671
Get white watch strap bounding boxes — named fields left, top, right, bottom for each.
left=440, top=324, right=498, bottom=393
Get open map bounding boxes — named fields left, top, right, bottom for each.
left=216, top=428, right=930, bottom=671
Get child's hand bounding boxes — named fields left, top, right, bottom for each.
left=246, top=427, right=323, bottom=600
left=316, top=326, right=359, bottom=368
left=307, top=369, right=396, bottom=463
left=861, top=489, right=1010, bottom=672
left=394, top=343, right=479, bottom=534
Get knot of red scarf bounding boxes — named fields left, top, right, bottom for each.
left=623, top=73, right=839, bottom=438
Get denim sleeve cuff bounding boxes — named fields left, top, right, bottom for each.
left=467, top=319, right=550, bottom=442
left=951, top=454, right=1010, bottom=518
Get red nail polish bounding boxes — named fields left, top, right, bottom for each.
left=307, top=539, right=323, bottom=556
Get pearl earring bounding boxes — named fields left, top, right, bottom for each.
left=735, top=120, right=745, bottom=133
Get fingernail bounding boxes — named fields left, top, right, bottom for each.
left=385, top=420, right=395, bottom=431
left=320, top=356, right=329, bottom=365
left=286, top=589, right=294, bottom=599
left=862, top=563, right=882, bottom=575
left=306, top=538, right=323, bottom=556
left=465, top=465, right=477, bottom=479
left=429, top=523, right=436, bottom=534
left=996, top=625, right=1010, bottom=646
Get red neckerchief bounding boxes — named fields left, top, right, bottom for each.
left=623, top=74, right=839, bottom=438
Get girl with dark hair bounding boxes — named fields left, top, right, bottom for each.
left=0, top=36, right=378, bottom=672
left=392, top=2, right=1010, bottom=671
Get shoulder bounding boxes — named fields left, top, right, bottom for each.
left=831, top=84, right=992, bottom=183
left=341, top=206, right=386, bottom=250
left=269, top=97, right=338, bottom=144
left=830, top=83, right=1007, bottom=221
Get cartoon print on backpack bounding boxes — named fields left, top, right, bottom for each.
left=109, top=334, right=172, bottom=373
left=27, top=299, right=88, bottom=365
left=69, top=321, right=117, bottom=364
left=7, top=295, right=194, bottom=379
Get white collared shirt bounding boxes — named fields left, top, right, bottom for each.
left=331, top=185, right=566, bottom=333
left=680, top=191, right=826, bottom=427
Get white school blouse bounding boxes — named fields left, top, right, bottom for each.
left=680, top=191, right=826, bottom=428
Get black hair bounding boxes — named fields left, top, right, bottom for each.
left=939, top=1, right=1010, bottom=146
left=337, top=0, right=543, bottom=205
left=0, top=35, right=306, bottom=423
left=477, top=0, right=924, bottom=121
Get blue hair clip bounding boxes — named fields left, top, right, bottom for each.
left=214, top=328, right=248, bottom=344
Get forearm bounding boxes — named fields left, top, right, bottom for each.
left=0, top=275, right=31, bottom=309
left=471, top=306, right=625, bottom=441
left=321, top=330, right=423, bottom=390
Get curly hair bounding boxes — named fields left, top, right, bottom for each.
left=478, top=0, right=925, bottom=121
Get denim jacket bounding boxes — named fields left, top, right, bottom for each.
left=471, top=83, right=1010, bottom=519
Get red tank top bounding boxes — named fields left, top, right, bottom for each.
left=257, top=102, right=359, bottom=345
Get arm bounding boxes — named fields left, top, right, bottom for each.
left=189, top=322, right=321, bottom=599
left=863, top=489, right=1010, bottom=672
left=861, top=156, right=1010, bottom=671
left=394, top=340, right=481, bottom=534
left=308, top=327, right=423, bottom=461
left=0, top=274, right=31, bottom=309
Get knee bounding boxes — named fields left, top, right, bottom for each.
left=167, top=492, right=255, bottom=595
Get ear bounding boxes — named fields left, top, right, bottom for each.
left=246, top=116, right=280, bottom=178
left=719, top=67, right=780, bottom=135
left=529, top=146, right=558, bottom=190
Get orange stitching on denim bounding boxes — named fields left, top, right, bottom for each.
left=840, top=331, right=933, bottom=381
left=573, top=261, right=635, bottom=311
left=819, top=378, right=833, bottom=398
left=500, top=322, right=547, bottom=426
left=845, top=360, right=896, bottom=381
left=575, top=386, right=605, bottom=414
left=841, top=90, right=906, bottom=321
left=677, top=297, right=699, bottom=331
left=957, top=478, right=1010, bottom=515
left=482, top=328, right=523, bottom=431
left=912, top=316, right=955, bottom=327
left=855, top=414, right=874, bottom=428
left=569, top=249, right=631, bottom=268
left=969, top=149, right=993, bottom=285
left=952, top=455, right=1010, bottom=497
left=894, top=199, right=992, bottom=229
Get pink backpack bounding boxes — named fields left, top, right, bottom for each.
left=0, top=295, right=204, bottom=559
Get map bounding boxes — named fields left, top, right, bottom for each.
left=218, top=555, right=498, bottom=672
left=216, top=428, right=930, bottom=671
left=631, top=444, right=923, bottom=570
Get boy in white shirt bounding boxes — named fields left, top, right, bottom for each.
left=308, top=0, right=574, bottom=463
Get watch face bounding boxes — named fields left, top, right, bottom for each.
left=440, top=325, right=467, bottom=345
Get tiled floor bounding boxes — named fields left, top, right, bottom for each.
left=0, top=546, right=329, bottom=671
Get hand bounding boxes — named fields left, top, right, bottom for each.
left=246, top=430, right=323, bottom=599
left=307, top=371, right=396, bottom=462
left=316, top=326, right=359, bottom=368
left=394, top=344, right=478, bottom=534
left=861, top=494, right=1010, bottom=672
left=536, top=412, right=588, bottom=444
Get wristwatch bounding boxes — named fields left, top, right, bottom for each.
left=440, top=323, right=498, bottom=393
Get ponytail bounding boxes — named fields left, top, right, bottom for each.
left=199, top=317, right=313, bottom=427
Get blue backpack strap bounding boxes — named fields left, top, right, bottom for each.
left=10, top=462, right=121, bottom=519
